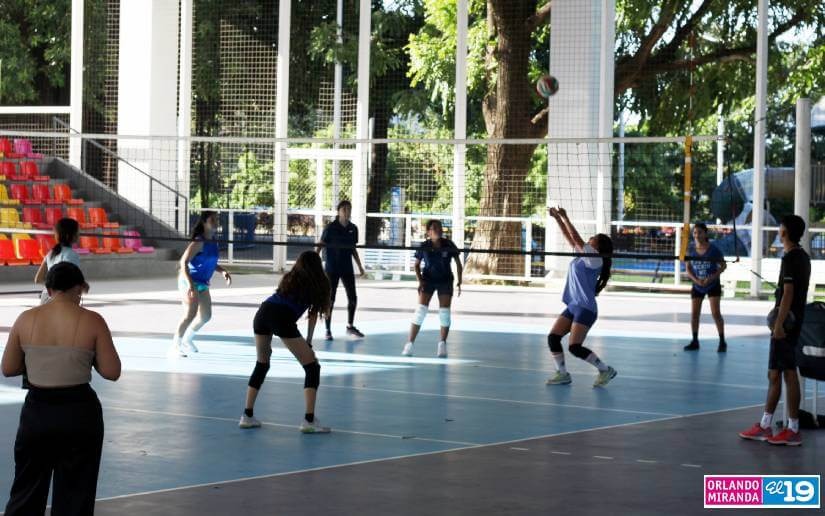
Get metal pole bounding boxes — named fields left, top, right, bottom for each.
left=273, top=0, right=292, bottom=271
left=352, top=0, right=371, bottom=245
left=617, top=112, right=625, bottom=222
left=452, top=0, right=468, bottom=249
left=750, top=0, right=768, bottom=298
left=69, top=0, right=84, bottom=168
left=315, top=158, right=325, bottom=239
left=178, top=0, right=193, bottom=234
left=717, top=104, right=725, bottom=224
left=794, top=98, right=812, bottom=253
left=332, top=0, right=343, bottom=209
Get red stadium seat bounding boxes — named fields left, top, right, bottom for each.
left=32, top=183, right=54, bottom=204
left=22, top=207, right=51, bottom=230
left=35, top=234, right=57, bottom=258
left=88, top=207, right=119, bottom=229
left=53, top=184, right=84, bottom=205
left=44, top=206, right=63, bottom=226
left=0, top=139, right=21, bottom=159
left=0, top=239, right=28, bottom=266
left=102, top=232, right=133, bottom=254
left=1, top=162, right=17, bottom=180
left=66, top=207, right=94, bottom=229
left=16, top=238, right=42, bottom=265
left=79, top=235, right=110, bottom=254
left=9, top=184, right=40, bottom=206
left=19, top=161, right=49, bottom=182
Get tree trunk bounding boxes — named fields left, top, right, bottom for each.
left=465, top=0, right=538, bottom=277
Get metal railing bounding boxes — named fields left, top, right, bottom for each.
left=52, top=118, right=188, bottom=231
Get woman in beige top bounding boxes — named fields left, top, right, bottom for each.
left=2, top=262, right=121, bottom=516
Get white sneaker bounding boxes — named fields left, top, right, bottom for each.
left=300, top=418, right=331, bottom=434
left=437, top=341, right=447, bottom=358
left=239, top=414, right=261, bottom=429
left=401, top=342, right=414, bottom=356
left=167, top=336, right=187, bottom=358
left=182, top=331, right=199, bottom=353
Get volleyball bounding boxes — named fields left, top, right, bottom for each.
left=536, top=74, right=559, bottom=98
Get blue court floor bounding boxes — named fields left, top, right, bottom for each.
left=0, top=316, right=799, bottom=509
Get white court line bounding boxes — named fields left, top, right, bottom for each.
left=92, top=401, right=766, bottom=504
left=636, top=459, right=658, bottom=464
left=259, top=378, right=678, bottom=417
left=550, top=451, right=572, bottom=456
left=104, top=405, right=479, bottom=447
left=593, top=456, right=614, bottom=460
left=681, top=464, right=703, bottom=468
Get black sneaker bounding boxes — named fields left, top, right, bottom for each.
left=346, top=326, right=365, bottom=339
left=684, top=341, right=700, bottom=351
left=717, top=341, right=727, bottom=353
left=324, top=330, right=333, bottom=341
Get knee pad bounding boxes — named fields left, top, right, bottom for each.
left=548, top=334, right=563, bottom=353
left=248, top=361, right=270, bottom=389
left=412, top=304, right=428, bottom=326
left=439, top=307, right=451, bottom=327
left=303, top=361, right=321, bottom=389
left=568, top=343, right=590, bottom=360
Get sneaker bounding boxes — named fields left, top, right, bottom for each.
left=300, top=418, right=331, bottom=434
left=717, top=341, right=727, bottom=353
left=738, top=422, right=773, bottom=441
left=167, top=337, right=187, bottom=358
left=324, top=330, right=333, bottom=341
left=437, top=341, right=447, bottom=358
left=767, top=428, right=801, bottom=446
left=401, top=342, right=414, bottom=356
left=684, top=341, right=700, bottom=351
left=546, top=371, right=572, bottom=385
left=593, top=366, right=617, bottom=388
left=183, top=336, right=199, bottom=354
left=346, top=326, right=365, bottom=339
left=239, top=414, right=261, bottom=429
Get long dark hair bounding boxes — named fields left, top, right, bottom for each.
left=45, top=262, right=86, bottom=292
left=192, top=211, right=217, bottom=240
left=694, top=222, right=709, bottom=243
left=277, top=251, right=331, bottom=316
left=593, top=233, right=613, bottom=295
left=51, top=218, right=79, bottom=259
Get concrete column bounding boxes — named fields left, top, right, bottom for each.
left=795, top=98, right=812, bottom=252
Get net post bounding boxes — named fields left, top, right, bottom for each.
left=750, top=0, right=768, bottom=298
left=679, top=135, right=693, bottom=263
left=794, top=97, right=812, bottom=253
left=352, top=0, right=372, bottom=245
left=69, top=0, right=84, bottom=168
left=177, top=0, right=193, bottom=234
left=273, top=0, right=292, bottom=272
left=452, top=0, right=468, bottom=250
left=228, top=210, right=235, bottom=264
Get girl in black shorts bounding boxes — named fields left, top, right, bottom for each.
left=239, top=251, right=332, bottom=433
left=401, top=219, right=463, bottom=358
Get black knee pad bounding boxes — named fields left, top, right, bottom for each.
left=548, top=334, right=563, bottom=353
left=303, top=361, right=321, bottom=389
left=568, top=343, right=591, bottom=360
left=248, top=361, right=270, bottom=389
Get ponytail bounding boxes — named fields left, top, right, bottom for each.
left=192, top=211, right=217, bottom=240
left=594, top=233, right=613, bottom=295
left=51, top=218, right=79, bottom=259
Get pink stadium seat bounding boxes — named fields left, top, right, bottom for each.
left=122, top=230, right=155, bottom=253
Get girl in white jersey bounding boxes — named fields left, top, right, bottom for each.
left=546, top=207, right=617, bottom=388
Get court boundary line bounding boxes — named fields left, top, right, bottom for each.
left=92, top=401, right=769, bottom=504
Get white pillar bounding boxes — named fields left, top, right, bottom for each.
left=795, top=98, right=812, bottom=252
left=315, top=158, right=326, bottom=239
left=452, top=0, right=468, bottom=248
left=716, top=105, right=725, bottom=224
left=177, top=0, right=194, bottom=233
left=352, top=0, right=371, bottom=244
left=596, top=0, right=615, bottom=235
left=617, top=112, right=625, bottom=221
left=117, top=0, right=179, bottom=226
left=69, top=0, right=84, bottom=168
left=332, top=0, right=343, bottom=209
left=750, top=0, right=768, bottom=298
left=273, top=0, right=291, bottom=271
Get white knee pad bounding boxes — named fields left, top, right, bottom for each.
left=412, top=304, right=428, bottom=326
left=439, top=307, right=451, bottom=328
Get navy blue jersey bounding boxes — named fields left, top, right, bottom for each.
left=321, top=220, right=358, bottom=274
left=689, top=242, right=724, bottom=293
left=775, top=247, right=811, bottom=326
left=265, top=292, right=309, bottom=321
left=415, top=239, right=459, bottom=282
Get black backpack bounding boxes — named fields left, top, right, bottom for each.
left=797, top=302, right=825, bottom=382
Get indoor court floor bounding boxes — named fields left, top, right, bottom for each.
left=0, top=275, right=822, bottom=515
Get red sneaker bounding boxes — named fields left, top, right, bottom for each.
left=767, top=428, right=801, bottom=446
left=738, top=423, right=772, bottom=441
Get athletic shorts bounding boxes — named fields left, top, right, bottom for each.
left=178, top=275, right=209, bottom=293
left=421, top=279, right=453, bottom=297
left=253, top=302, right=302, bottom=339
left=691, top=284, right=722, bottom=299
left=561, top=305, right=598, bottom=328
left=768, top=335, right=799, bottom=371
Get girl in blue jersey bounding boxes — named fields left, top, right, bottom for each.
left=546, top=207, right=617, bottom=387
left=684, top=223, right=727, bottom=352
left=171, top=211, right=232, bottom=357
left=240, top=251, right=332, bottom=433
left=401, top=219, right=463, bottom=358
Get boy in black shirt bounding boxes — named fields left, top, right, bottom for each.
left=318, top=201, right=366, bottom=340
left=739, top=215, right=811, bottom=446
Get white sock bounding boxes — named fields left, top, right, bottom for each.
left=788, top=418, right=799, bottom=433
left=182, top=328, right=196, bottom=343
left=760, top=412, right=773, bottom=429
left=552, top=353, right=567, bottom=374
left=585, top=353, right=609, bottom=373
